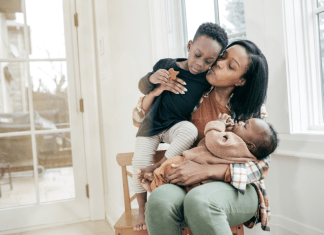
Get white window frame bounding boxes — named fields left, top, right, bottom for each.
left=284, top=0, right=324, bottom=134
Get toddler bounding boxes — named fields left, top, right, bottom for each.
left=132, top=22, right=228, bottom=231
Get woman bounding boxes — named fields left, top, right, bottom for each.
left=138, top=40, right=270, bottom=234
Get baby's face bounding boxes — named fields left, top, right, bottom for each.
left=232, top=118, right=270, bottom=146
left=187, top=35, right=222, bottom=75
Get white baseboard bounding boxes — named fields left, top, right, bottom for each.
left=105, top=213, right=115, bottom=231
left=270, top=215, right=324, bottom=235
left=0, top=218, right=89, bottom=235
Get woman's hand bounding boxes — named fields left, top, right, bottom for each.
left=149, top=69, right=171, bottom=84
left=166, top=160, right=209, bottom=186
left=150, top=81, right=187, bottom=96
left=149, top=69, right=187, bottom=95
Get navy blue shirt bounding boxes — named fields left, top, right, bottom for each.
left=136, top=58, right=211, bottom=137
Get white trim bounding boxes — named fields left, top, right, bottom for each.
left=270, top=214, right=324, bottom=235
left=75, top=0, right=105, bottom=220
left=275, top=133, right=324, bottom=160
left=0, top=128, right=71, bottom=138
left=0, top=58, right=66, bottom=62
left=0, top=218, right=89, bottom=235
left=313, top=5, right=324, bottom=14
left=214, top=0, right=220, bottom=25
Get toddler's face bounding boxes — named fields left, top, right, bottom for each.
left=187, top=35, right=222, bottom=75
left=232, top=118, right=270, bottom=147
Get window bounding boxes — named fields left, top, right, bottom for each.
left=283, top=0, right=324, bottom=133
left=315, top=0, right=324, bottom=123
left=182, top=0, right=246, bottom=56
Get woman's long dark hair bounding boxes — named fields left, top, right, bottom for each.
left=227, top=40, right=268, bottom=121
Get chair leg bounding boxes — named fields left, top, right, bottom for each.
left=236, top=224, right=244, bottom=235
left=182, top=227, right=193, bottom=235
left=231, top=224, right=244, bottom=235
left=8, top=164, right=12, bottom=190
left=115, top=228, right=122, bottom=235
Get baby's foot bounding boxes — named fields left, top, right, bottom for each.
left=137, top=164, right=157, bottom=182
left=141, top=179, right=152, bottom=193
left=133, top=209, right=147, bottom=231
left=144, top=172, right=154, bottom=181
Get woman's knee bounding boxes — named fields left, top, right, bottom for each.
left=146, top=184, right=186, bottom=218
left=185, top=187, right=220, bottom=218
left=184, top=184, right=230, bottom=222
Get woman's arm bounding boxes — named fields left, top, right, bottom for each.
left=165, top=156, right=270, bottom=193
left=165, top=160, right=229, bottom=186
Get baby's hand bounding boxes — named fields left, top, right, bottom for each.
left=217, top=113, right=234, bottom=129
left=149, top=69, right=171, bottom=84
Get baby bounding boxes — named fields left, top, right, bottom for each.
left=141, top=114, right=278, bottom=192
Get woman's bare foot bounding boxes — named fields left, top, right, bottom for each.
left=141, top=179, right=152, bottom=193
left=133, top=209, right=147, bottom=231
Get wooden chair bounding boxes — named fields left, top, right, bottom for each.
left=114, top=150, right=244, bottom=235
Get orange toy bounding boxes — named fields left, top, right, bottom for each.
left=168, top=68, right=179, bottom=81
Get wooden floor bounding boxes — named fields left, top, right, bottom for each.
left=4, top=220, right=114, bottom=235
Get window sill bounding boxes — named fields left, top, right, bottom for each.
left=275, top=133, right=324, bottom=160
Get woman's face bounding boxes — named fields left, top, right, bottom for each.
left=206, top=44, right=250, bottom=88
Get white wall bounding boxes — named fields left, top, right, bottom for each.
left=92, top=0, right=153, bottom=225
left=91, top=0, right=324, bottom=234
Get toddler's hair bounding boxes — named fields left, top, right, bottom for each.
left=193, top=22, right=228, bottom=53
left=253, top=123, right=278, bottom=160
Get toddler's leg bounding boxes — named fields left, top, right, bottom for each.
left=132, top=136, right=160, bottom=231
left=162, top=121, right=198, bottom=159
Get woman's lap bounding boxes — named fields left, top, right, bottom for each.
left=146, top=182, right=258, bottom=235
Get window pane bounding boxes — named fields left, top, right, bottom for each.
left=36, top=132, right=75, bottom=202
left=218, top=0, right=246, bottom=36
left=0, top=135, right=37, bottom=208
left=30, top=61, right=70, bottom=129
left=0, top=11, right=26, bottom=59
left=26, top=0, right=66, bottom=59
left=318, top=0, right=324, bottom=8
left=317, top=12, right=324, bottom=121
left=185, top=0, right=215, bottom=40
left=0, top=62, right=30, bottom=133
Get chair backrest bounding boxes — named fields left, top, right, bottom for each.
left=116, top=150, right=166, bottom=212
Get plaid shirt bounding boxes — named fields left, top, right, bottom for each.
left=224, top=156, right=271, bottom=231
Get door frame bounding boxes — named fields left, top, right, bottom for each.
left=73, top=0, right=105, bottom=221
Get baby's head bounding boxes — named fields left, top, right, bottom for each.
left=186, top=22, right=228, bottom=75
left=232, top=118, right=278, bottom=160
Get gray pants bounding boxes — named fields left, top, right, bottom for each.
left=132, top=121, right=198, bottom=193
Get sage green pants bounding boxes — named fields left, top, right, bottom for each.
left=145, top=182, right=258, bottom=235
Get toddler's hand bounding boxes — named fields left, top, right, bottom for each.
left=149, top=69, right=171, bottom=84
